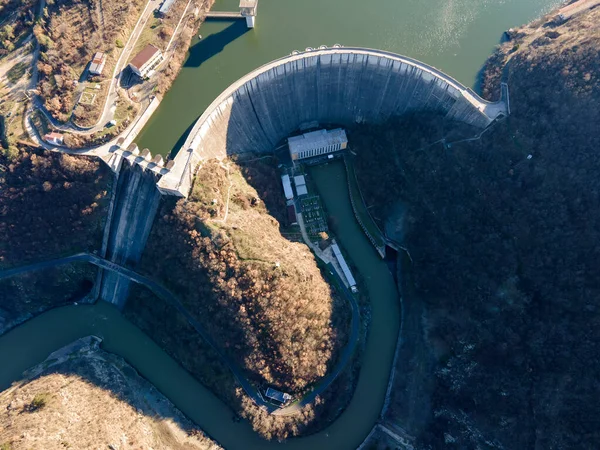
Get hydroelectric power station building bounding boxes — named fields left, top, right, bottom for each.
left=288, top=129, right=348, bottom=161
left=156, top=47, right=509, bottom=197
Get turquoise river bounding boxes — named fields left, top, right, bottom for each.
left=2, top=0, right=560, bottom=449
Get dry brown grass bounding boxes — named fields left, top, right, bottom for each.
left=0, top=346, right=221, bottom=449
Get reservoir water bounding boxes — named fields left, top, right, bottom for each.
left=2, top=0, right=562, bottom=448
left=136, top=0, right=561, bottom=156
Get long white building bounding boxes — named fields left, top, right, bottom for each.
left=288, top=128, right=348, bottom=161
left=331, top=242, right=358, bottom=293
left=281, top=174, right=294, bottom=200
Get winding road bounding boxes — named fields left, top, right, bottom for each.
left=0, top=251, right=361, bottom=416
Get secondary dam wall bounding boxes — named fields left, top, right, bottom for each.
left=158, top=47, right=508, bottom=196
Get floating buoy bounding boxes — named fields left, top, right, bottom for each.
left=198, top=34, right=203, bottom=39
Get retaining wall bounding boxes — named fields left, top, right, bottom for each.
left=158, top=47, right=508, bottom=196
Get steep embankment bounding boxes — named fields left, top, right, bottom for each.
left=0, top=336, right=220, bottom=450
left=0, top=149, right=112, bottom=335
left=128, top=157, right=352, bottom=440
left=353, top=6, right=600, bottom=450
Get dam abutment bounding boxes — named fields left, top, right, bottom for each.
left=158, top=47, right=509, bottom=197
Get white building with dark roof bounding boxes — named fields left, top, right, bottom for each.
left=288, top=128, right=347, bottom=161
left=128, top=44, right=163, bottom=79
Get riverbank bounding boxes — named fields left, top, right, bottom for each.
left=0, top=336, right=221, bottom=449
left=0, top=149, right=113, bottom=336
left=126, top=156, right=358, bottom=439
left=350, top=5, right=600, bottom=447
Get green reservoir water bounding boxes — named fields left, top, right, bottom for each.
left=2, top=1, right=563, bottom=448
left=137, top=0, right=561, bottom=156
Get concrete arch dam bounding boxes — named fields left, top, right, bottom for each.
left=158, top=47, right=508, bottom=196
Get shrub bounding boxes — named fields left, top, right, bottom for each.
left=28, top=393, right=50, bottom=411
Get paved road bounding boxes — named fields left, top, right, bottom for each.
left=27, top=0, right=157, bottom=136
left=274, top=263, right=361, bottom=415
left=1, top=252, right=361, bottom=415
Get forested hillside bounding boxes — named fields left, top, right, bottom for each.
left=0, top=148, right=112, bottom=334
left=130, top=157, right=352, bottom=439
left=0, top=0, right=37, bottom=56
left=353, top=6, right=600, bottom=449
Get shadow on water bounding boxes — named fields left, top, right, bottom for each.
left=473, top=30, right=510, bottom=97
left=168, top=118, right=201, bottom=159
left=184, top=21, right=250, bottom=69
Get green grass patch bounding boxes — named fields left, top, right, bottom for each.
left=28, top=393, right=50, bottom=412
left=133, top=18, right=164, bottom=55
left=6, top=61, right=28, bottom=84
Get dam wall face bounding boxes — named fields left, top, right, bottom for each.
left=99, top=160, right=161, bottom=308
left=158, top=48, right=508, bottom=196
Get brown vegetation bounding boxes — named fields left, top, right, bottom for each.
left=0, top=263, right=97, bottom=335
left=0, top=148, right=112, bottom=268
left=0, top=0, right=37, bottom=56
left=35, top=0, right=145, bottom=123
left=353, top=7, right=600, bottom=450
left=131, top=157, right=352, bottom=439
left=0, top=338, right=221, bottom=449
left=0, top=148, right=112, bottom=334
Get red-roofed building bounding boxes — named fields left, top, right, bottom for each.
left=128, top=45, right=163, bottom=78
left=89, top=52, right=106, bottom=76
left=44, top=132, right=64, bottom=146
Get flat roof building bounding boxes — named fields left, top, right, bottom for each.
left=293, top=174, right=308, bottom=196
left=296, top=184, right=308, bottom=196
left=332, top=242, right=357, bottom=290
left=293, top=175, right=306, bottom=186
left=89, top=52, right=106, bottom=76
left=265, top=387, right=292, bottom=404
left=158, top=0, right=176, bottom=15
left=129, top=44, right=163, bottom=79
left=287, top=204, right=297, bottom=225
left=288, top=128, right=348, bottom=161
left=281, top=174, right=294, bottom=200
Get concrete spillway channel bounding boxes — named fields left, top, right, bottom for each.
left=98, top=160, right=161, bottom=308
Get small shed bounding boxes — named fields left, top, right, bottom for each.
left=89, top=52, right=106, bottom=76
left=44, top=132, right=64, bottom=146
